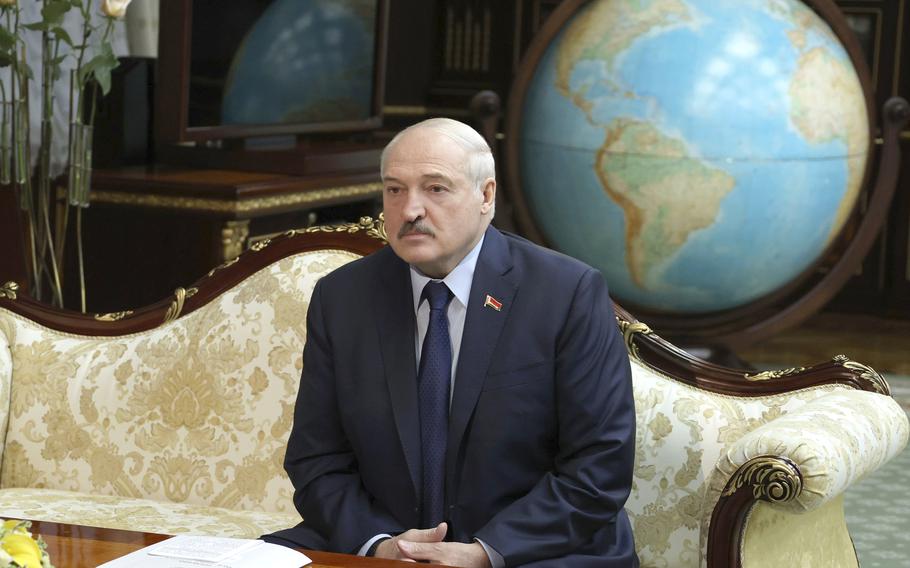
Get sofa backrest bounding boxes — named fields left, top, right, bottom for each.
left=0, top=248, right=361, bottom=515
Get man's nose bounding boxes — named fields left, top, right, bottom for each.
left=402, top=190, right=425, bottom=221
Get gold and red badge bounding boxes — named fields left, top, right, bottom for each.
left=484, top=294, right=503, bottom=311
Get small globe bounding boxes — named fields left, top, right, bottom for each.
left=221, top=0, right=375, bottom=125
left=518, top=0, right=869, bottom=314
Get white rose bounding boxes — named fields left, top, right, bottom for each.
left=101, top=0, right=132, bottom=18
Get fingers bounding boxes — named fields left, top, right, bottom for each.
left=400, top=522, right=447, bottom=543
left=396, top=540, right=490, bottom=568
left=397, top=540, right=441, bottom=561
left=376, top=524, right=448, bottom=560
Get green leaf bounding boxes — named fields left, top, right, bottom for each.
left=79, top=45, right=119, bottom=95
left=93, top=65, right=112, bottom=95
left=99, top=41, right=116, bottom=59
left=50, top=55, right=68, bottom=81
left=0, top=27, right=15, bottom=51
left=77, top=60, right=93, bottom=85
left=42, top=0, right=73, bottom=27
left=22, top=22, right=50, bottom=32
left=21, top=63, right=34, bottom=81
left=53, top=27, right=74, bottom=48
left=0, top=52, right=13, bottom=68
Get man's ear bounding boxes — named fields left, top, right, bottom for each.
left=480, top=178, right=496, bottom=215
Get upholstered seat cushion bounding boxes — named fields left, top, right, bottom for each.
left=0, top=488, right=301, bottom=538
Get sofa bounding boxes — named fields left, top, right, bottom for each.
left=0, top=217, right=906, bottom=567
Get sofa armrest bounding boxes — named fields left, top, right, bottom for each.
left=715, top=390, right=909, bottom=513
left=703, top=390, right=907, bottom=567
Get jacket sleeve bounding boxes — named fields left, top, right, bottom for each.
left=284, top=279, right=406, bottom=553
left=473, top=268, right=636, bottom=565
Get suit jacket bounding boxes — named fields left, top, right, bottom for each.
left=266, top=227, right=638, bottom=567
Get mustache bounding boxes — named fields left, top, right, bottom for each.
left=398, top=221, right=435, bottom=239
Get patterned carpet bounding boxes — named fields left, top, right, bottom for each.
left=843, top=374, right=910, bottom=568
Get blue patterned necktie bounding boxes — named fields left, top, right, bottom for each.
left=418, top=280, right=453, bottom=529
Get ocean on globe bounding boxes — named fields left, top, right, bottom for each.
left=519, top=0, right=869, bottom=314
left=221, top=0, right=375, bottom=125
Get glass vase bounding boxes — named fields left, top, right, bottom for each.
left=0, top=101, right=11, bottom=185
left=68, top=122, right=93, bottom=207
left=13, top=98, right=26, bottom=186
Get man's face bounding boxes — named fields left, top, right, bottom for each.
left=382, top=128, right=495, bottom=278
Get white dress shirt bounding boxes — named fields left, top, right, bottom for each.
left=408, top=234, right=484, bottom=395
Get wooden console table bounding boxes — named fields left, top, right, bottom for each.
left=73, top=166, right=382, bottom=312
left=27, top=519, right=430, bottom=567
left=91, top=167, right=383, bottom=261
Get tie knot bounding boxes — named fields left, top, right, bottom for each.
left=422, top=281, right=452, bottom=311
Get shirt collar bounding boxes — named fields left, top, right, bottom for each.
left=410, top=234, right=485, bottom=313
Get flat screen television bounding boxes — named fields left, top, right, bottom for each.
left=155, top=0, right=389, bottom=144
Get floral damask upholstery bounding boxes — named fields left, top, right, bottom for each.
left=0, top=249, right=359, bottom=536
left=0, top=488, right=299, bottom=538
left=627, top=361, right=908, bottom=567
left=0, top=234, right=906, bottom=567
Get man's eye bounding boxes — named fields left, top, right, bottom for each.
left=386, top=186, right=402, bottom=194
left=429, top=185, right=446, bottom=193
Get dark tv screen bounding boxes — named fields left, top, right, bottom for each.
left=185, top=0, right=383, bottom=136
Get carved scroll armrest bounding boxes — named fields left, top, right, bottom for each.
left=714, top=390, right=907, bottom=513
left=705, top=390, right=907, bottom=567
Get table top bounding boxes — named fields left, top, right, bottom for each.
left=92, top=166, right=381, bottom=199
left=88, top=166, right=383, bottom=218
left=28, top=520, right=419, bottom=568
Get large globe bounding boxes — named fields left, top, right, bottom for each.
left=221, top=0, right=375, bottom=125
left=518, top=0, right=869, bottom=314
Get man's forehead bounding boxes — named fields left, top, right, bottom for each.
left=382, top=170, right=457, bottom=184
left=388, top=128, right=468, bottom=158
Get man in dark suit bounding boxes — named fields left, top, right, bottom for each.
left=268, top=118, right=638, bottom=567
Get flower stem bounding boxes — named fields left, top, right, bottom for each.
left=77, top=206, right=86, bottom=313
left=37, top=7, right=63, bottom=306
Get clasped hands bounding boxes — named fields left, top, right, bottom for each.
left=374, top=522, right=491, bottom=567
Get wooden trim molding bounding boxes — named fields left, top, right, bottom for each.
left=707, top=456, right=804, bottom=568
left=614, top=303, right=891, bottom=396
left=90, top=182, right=383, bottom=214
left=0, top=217, right=387, bottom=336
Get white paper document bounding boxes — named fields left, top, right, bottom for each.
left=96, top=535, right=311, bottom=568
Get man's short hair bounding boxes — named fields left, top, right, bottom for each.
left=381, top=118, right=496, bottom=193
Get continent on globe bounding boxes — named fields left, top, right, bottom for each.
left=597, top=120, right=735, bottom=289
left=789, top=46, right=869, bottom=241
left=556, top=0, right=693, bottom=98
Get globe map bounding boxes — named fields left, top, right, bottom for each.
left=221, top=0, right=375, bottom=126
left=519, top=0, right=869, bottom=314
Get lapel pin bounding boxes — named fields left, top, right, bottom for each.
left=484, top=294, right=503, bottom=311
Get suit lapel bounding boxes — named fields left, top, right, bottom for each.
left=446, top=228, right=518, bottom=486
left=373, top=251, right=421, bottom=498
